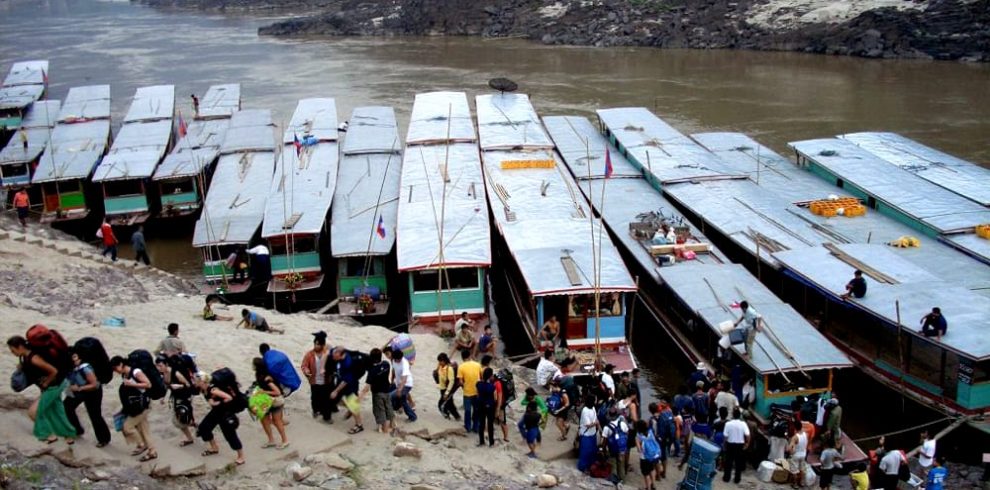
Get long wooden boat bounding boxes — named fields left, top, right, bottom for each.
left=152, top=84, right=240, bottom=220
left=261, top=98, right=339, bottom=294
left=475, top=94, right=638, bottom=373
left=0, top=100, right=59, bottom=190
left=32, top=85, right=111, bottom=224
left=330, top=106, right=402, bottom=316
left=91, top=85, right=175, bottom=226
left=397, top=92, right=491, bottom=325
left=0, top=60, right=48, bottom=132
left=546, top=115, right=855, bottom=416
left=192, top=109, right=276, bottom=295
left=839, top=132, right=990, bottom=208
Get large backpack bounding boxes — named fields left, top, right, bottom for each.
left=656, top=409, right=677, bottom=440
left=597, top=399, right=616, bottom=427
left=73, top=337, right=112, bottom=384
left=26, top=324, right=71, bottom=378
left=692, top=392, right=709, bottom=421
left=127, top=349, right=167, bottom=400
left=606, top=420, right=629, bottom=455
left=345, top=350, right=370, bottom=381
left=210, top=367, right=248, bottom=413
left=263, top=349, right=302, bottom=393
left=496, top=368, right=516, bottom=404
left=640, top=429, right=662, bottom=461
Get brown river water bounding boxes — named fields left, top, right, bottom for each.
left=3, top=0, right=990, bottom=454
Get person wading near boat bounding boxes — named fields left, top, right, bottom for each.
left=840, top=269, right=867, bottom=300
left=919, top=308, right=948, bottom=341
left=732, top=301, right=763, bottom=359
left=301, top=331, right=332, bottom=422
left=13, top=187, right=30, bottom=228
left=131, top=226, right=150, bottom=266
left=722, top=408, right=750, bottom=484
left=8, top=336, right=77, bottom=445
left=98, top=219, right=118, bottom=262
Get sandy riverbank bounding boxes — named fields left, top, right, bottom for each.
left=0, top=217, right=842, bottom=489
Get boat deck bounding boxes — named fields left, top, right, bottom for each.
left=32, top=85, right=111, bottom=185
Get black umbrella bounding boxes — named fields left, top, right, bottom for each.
left=488, top=77, right=518, bottom=94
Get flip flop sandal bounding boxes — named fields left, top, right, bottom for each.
left=261, top=442, right=276, bottom=449
left=235, top=459, right=246, bottom=466
left=139, top=453, right=158, bottom=462
left=179, top=440, right=195, bottom=447
left=347, top=425, right=364, bottom=434
left=277, top=442, right=290, bottom=450
left=201, top=449, right=219, bottom=457
left=45, top=438, right=58, bottom=445
left=130, top=447, right=147, bottom=456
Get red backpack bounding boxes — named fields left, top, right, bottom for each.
left=26, top=324, right=72, bottom=377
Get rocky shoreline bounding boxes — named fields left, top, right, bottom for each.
left=138, top=0, right=990, bottom=61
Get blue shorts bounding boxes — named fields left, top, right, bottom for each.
left=524, top=427, right=541, bottom=444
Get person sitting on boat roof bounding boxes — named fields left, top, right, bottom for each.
left=840, top=269, right=867, bottom=301
left=453, top=322, right=476, bottom=357
left=919, top=307, right=947, bottom=341
left=732, top=301, right=763, bottom=359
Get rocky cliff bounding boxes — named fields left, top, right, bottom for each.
left=142, top=0, right=990, bottom=61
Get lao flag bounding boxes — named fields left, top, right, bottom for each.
left=604, top=148, right=614, bottom=178
left=293, top=134, right=302, bottom=156
left=177, top=112, right=187, bottom=138
left=376, top=215, right=386, bottom=239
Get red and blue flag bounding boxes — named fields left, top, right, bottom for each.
left=604, top=148, right=614, bottom=178
left=376, top=215, right=386, bottom=239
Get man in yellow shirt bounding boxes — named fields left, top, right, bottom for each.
left=457, top=349, right=482, bottom=434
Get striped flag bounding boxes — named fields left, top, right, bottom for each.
left=376, top=215, right=386, bottom=239
left=604, top=148, right=614, bottom=178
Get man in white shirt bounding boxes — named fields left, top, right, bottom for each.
left=600, top=409, right=629, bottom=483
left=918, top=430, right=936, bottom=473
left=733, top=301, right=763, bottom=358
left=454, top=311, right=475, bottom=331
left=535, top=350, right=561, bottom=388
left=600, top=364, right=616, bottom=399
left=721, top=408, right=751, bottom=484
left=714, top=380, right=739, bottom=415
left=879, top=448, right=904, bottom=490
left=389, top=347, right=417, bottom=422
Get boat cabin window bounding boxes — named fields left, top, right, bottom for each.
left=268, top=236, right=317, bottom=255
left=411, top=268, right=479, bottom=292
left=103, top=179, right=143, bottom=198
left=344, top=257, right=380, bottom=277
left=569, top=293, right=622, bottom=318
left=160, top=179, right=195, bottom=195
left=763, top=369, right=832, bottom=397
left=0, top=163, right=30, bottom=180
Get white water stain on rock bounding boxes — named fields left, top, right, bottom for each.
left=746, top=0, right=928, bottom=30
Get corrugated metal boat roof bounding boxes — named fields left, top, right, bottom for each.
left=282, top=97, right=338, bottom=144
left=153, top=118, right=231, bottom=180
left=476, top=94, right=553, bottom=151
left=658, top=263, right=852, bottom=373
left=57, top=85, right=110, bottom=123
left=3, top=61, right=48, bottom=87
left=123, top=85, right=174, bottom=123
left=192, top=110, right=275, bottom=247
left=342, top=106, right=400, bottom=156
left=405, top=92, right=476, bottom=145
left=789, top=138, right=990, bottom=235
left=261, top=100, right=338, bottom=238
left=396, top=142, right=490, bottom=271
left=32, top=119, right=111, bottom=183
left=0, top=85, right=46, bottom=111
left=839, top=132, right=990, bottom=207
left=542, top=116, right=641, bottom=180
left=773, top=244, right=990, bottom=361
left=92, top=120, right=172, bottom=182
left=597, top=107, right=741, bottom=184
left=0, top=100, right=60, bottom=166
left=332, top=106, right=402, bottom=257
left=197, top=84, right=240, bottom=120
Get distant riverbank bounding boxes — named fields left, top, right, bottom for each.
left=141, top=0, right=990, bottom=62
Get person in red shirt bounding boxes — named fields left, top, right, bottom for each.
left=13, top=188, right=29, bottom=227
left=99, top=220, right=118, bottom=262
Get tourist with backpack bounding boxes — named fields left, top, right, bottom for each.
left=159, top=355, right=196, bottom=447
left=251, top=357, right=288, bottom=449
left=601, top=407, right=629, bottom=484
left=635, top=419, right=661, bottom=490
left=547, top=379, right=570, bottom=441
left=196, top=368, right=246, bottom=465
left=331, top=347, right=365, bottom=434
left=64, top=347, right=111, bottom=447
left=676, top=406, right=696, bottom=471
left=434, top=353, right=460, bottom=421
left=7, top=336, right=76, bottom=445
left=476, top=367, right=498, bottom=447
left=110, top=355, right=156, bottom=461
left=654, top=400, right=677, bottom=479
left=259, top=343, right=301, bottom=397
left=519, top=387, right=548, bottom=431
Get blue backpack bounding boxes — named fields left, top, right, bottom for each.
left=692, top=392, right=709, bottom=421
left=606, top=421, right=629, bottom=455
left=640, top=429, right=661, bottom=461
left=656, top=410, right=676, bottom=440
left=546, top=392, right=563, bottom=412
